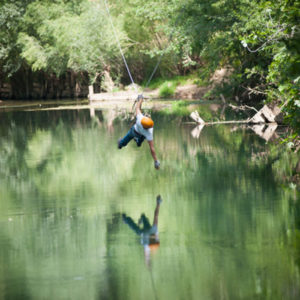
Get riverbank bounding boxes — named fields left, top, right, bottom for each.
left=88, top=68, right=231, bottom=102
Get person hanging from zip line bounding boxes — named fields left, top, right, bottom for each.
left=118, top=94, right=160, bottom=170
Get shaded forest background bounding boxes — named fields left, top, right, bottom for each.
left=0, top=0, right=299, bottom=130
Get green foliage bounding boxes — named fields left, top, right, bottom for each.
left=149, top=74, right=197, bottom=98
left=17, top=32, right=47, bottom=71
left=165, top=0, right=300, bottom=132
left=0, top=1, right=25, bottom=75
left=158, top=81, right=177, bottom=97
left=16, top=0, right=124, bottom=79
left=161, top=100, right=190, bottom=116
left=0, top=0, right=299, bottom=132
left=154, top=73, right=208, bottom=99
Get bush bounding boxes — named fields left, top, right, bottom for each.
left=159, top=81, right=176, bottom=97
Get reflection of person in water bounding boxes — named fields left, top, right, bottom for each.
left=122, top=195, right=162, bottom=266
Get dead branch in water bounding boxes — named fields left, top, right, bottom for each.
left=190, top=110, right=249, bottom=125
left=190, top=104, right=283, bottom=125
left=229, top=103, right=258, bottom=113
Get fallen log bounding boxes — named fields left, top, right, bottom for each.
left=190, top=104, right=283, bottom=125
left=190, top=121, right=279, bottom=141
left=190, top=111, right=249, bottom=125
left=189, top=104, right=282, bottom=141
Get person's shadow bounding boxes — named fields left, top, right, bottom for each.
left=122, top=195, right=162, bottom=267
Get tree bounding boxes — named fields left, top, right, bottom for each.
left=0, top=1, right=31, bottom=76
left=17, top=0, right=125, bottom=82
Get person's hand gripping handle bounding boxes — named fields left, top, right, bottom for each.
left=154, top=160, right=160, bottom=170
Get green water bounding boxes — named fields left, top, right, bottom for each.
left=0, top=104, right=299, bottom=300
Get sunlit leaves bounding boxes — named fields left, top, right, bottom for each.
left=0, top=2, right=24, bottom=74
left=17, top=0, right=124, bottom=78
left=25, top=130, right=52, bottom=168
left=17, top=33, right=48, bottom=71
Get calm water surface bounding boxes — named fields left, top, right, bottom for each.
left=0, top=103, right=299, bottom=300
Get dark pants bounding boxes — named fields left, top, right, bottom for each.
left=119, top=126, right=145, bottom=148
left=122, top=214, right=152, bottom=235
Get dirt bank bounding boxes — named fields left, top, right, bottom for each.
left=89, top=68, right=232, bottom=101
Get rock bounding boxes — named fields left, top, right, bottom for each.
left=250, top=111, right=266, bottom=123
left=191, top=124, right=205, bottom=138
left=260, top=105, right=276, bottom=122
left=261, top=124, right=278, bottom=141
left=251, top=124, right=265, bottom=136
left=250, top=105, right=282, bottom=124
left=250, top=124, right=278, bottom=141
left=190, top=111, right=205, bottom=124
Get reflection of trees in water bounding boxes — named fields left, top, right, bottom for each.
left=0, top=206, right=111, bottom=299
left=0, top=108, right=299, bottom=299
left=0, top=214, right=32, bottom=299
left=139, top=115, right=299, bottom=297
left=0, top=108, right=297, bottom=210
left=100, top=212, right=124, bottom=300
left=0, top=109, right=137, bottom=212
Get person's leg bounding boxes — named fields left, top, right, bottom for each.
left=118, top=127, right=135, bottom=148
left=135, top=135, right=145, bottom=147
left=139, top=214, right=151, bottom=231
left=122, top=214, right=142, bottom=235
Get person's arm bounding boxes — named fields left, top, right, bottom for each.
left=153, top=195, right=162, bottom=226
left=135, top=95, right=143, bottom=116
left=148, top=140, right=160, bottom=169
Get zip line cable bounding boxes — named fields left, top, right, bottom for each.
left=104, top=0, right=137, bottom=91
left=143, top=54, right=164, bottom=91
left=140, top=7, right=184, bottom=93
left=104, top=0, right=184, bottom=101
left=142, top=30, right=176, bottom=93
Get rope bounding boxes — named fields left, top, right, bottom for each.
left=104, top=0, right=185, bottom=105
left=104, top=0, right=137, bottom=91
left=143, top=31, right=177, bottom=91
left=142, top=12, right=182, bottom=93
left=133, top=26, right=180, bottom=111
left=144, top=54, right=164, bottom=90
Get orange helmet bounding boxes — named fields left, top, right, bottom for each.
left=149, top=241, right=160, bottom=253
left=141, top=117, right=154, bottom=129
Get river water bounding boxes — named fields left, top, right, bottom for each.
left=0, top=101, right=299, bottom=300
